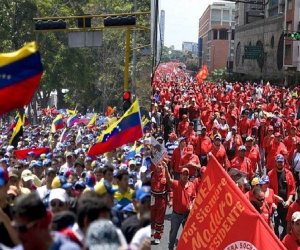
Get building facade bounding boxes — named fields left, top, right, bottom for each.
left=182, top=42, right=198, bottom=55
left=198, top=2, right=235, bottom=72
left=233, top=0, right=300, bottom=81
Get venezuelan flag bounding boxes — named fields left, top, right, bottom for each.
left=67, top=114, right=79, bottom=127
left=88, top=99, right=143, bottom=156
left=88, top=113, right=97, bottom=126
left=142, top=116, right=151, bottom=132
left=51, top=114, right=64, bottom=133
left=59, top=128, right=68, bottom=143
left=76, top=128, right=82, bottom=145
left=0, top=42, right=43, bottom=113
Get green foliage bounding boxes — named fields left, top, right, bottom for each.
left=0, top=0, right=150, bottom=114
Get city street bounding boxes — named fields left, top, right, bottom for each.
left=151, top=207, right=183, bottom=250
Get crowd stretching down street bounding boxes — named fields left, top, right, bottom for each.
left=150, top=61, right=300, bottom=250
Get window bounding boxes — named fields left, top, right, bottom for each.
left=223, top=10, right=230, bottom=21
left=219, top=29, right=228, bottom=40
left=211, top=9, right=221, bottom=21
left=288, top=0, right=292, bottom=10
left=213, top=30, right=218, bottom=40
left=207, top=30, right=212, bottom=41
left=285, top=44, right=291, bottom=58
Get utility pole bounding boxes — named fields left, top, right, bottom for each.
left=131, top=0, right=137, bottom=95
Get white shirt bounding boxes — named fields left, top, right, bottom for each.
left=293, top=152, right=300, bottom=172
left=130, top=225, right=151, bottom=250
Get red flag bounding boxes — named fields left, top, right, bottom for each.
left=105, top=106, right=114, bottom=117
left=177, top=154, right=286, bottom=250
left=14, top=147, right=50, bottom=160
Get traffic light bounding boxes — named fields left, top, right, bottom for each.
left=35, top=19, right=66, bottom=30
left=284, top=31, right=300, bottom=40
left=123, top=91, right=132, bottom=112
left=104, top=16, right=136, bottom=27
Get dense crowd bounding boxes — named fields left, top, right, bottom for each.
left=0, top=110, right=151, bottom=250
left=150, top=66, right=300, bottom=250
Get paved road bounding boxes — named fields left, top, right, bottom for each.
left=151, top=207, right=182, bottom=250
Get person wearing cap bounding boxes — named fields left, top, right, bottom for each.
left=249, top=186, right=273, bottom=230
left=195, top=126, right=212, bottom=167
left=170, top=137, right=187, bottom=180
left=184, top=122, right=196, bottom=146
left=265, top=131, right=287, bottom=171
left=208, top=124, right=221, bottom=141
left=245, top=177, right=260, bottom=201
left=224, top=125, right=243, bottom=161
left=165, top=132, right=179, bottom=162
left=36, top=167, right=56, bottom=208
left=229, top=145, right=254, bottom=181
left=209, top=134, right=228, bottom=170
left=179, top=145, right=201, bottom=180
left=192, top=166, right=206, bottom=194
left=187, top=97, right=200, bottom=133
left=282, top=211, right=300, bottom=249
left=268, top=154, right=296, bottom=239
left=150, top=160, right=172, bottom=244
left=11, top=192, right=81, bottom=250
left=177, top=114, right=189, bottom=137
left=74, top=159, right=85, bottom=178
left=0, top=167, right=19, bottom=247
left=259, top=175, right=276, bottom=218
left=21, top=169, right=37, bottom=192
left=49, top=188, right=70, bottom=215
left=114, top=169, right=134, bottom=210
left=30, top=160, right=44, bottom=181
left=245, top=136, right=263, bottom=176
left=59, top=152, right=75, bottom=174
left=164, top=159, right=196, bottom=250
left=84, top=156, right=93, bottom=171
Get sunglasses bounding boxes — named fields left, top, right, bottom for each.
left=256, top=197, right=265, bottom=202
left=14, top=166, right=22, bottom=170
left=11, top=220, right=37, bottom=233
left=50, top=200, right=64, bottom=207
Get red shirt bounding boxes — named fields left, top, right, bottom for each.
left=170, top=147, right=185, bottom=173
left=265, top=188, right=275, bottom=212
left=179, top=154, right=200, bottom=177
left=171, top=180, right=196, bottom=214
left=193, top=177, right=202, bottom=194
left=286, top=200, right=300, bottom=222
left=282, top=230, right=300, bottom=250
left=188, top=105, right=200, bottom=120
left=245, top=146, right=261, bottom=172
left=260, top=202, right=272, bottom=225
left=230, top=156, right=254, bottom=180
left=239, top=118, right=250, bottom=135
left=266, top=141, right=287, bottom=170
left=268, top=168, right=296, bottom=202
left=177, top=121, right=189, bottom=136
left=211, top=144, right=227, bottom=167
left=195, top=135, right=212, bottom=156
left=151, top=170, right=171, bottom=196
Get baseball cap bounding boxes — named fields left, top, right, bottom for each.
left=246, top=136, right=254, bottom=142
left=21, top=170, right=34, bottom=182
left=168, top=132, right=177, bottom=138
left=85, top=174, right=96, bottom=188
left=276, top=154, right=284, bottom=162
left=179, top=137, right=186, bottom=142
left=239, top=145, right=246, bottom=151
left=0, top=167, right=8, bottom=186
left=51, top=176, right=73, bottom=189
left=85, top=156, right=92, bottom=162
left=66, top=152, right=73, bottom=157
left=29, top=160, right=42, bottom=169
left=274, top=132, right=281, bottom=137
left=292, top=211, right=300, bottom=222
left=75, top=181, right=86, bottom=189
left=46, top=167, right=56, bottom=175
left=135, top=158, right=142, bottom=165
left=232, top=126, right=237, bottom=130
left=251, top=177, right=260, bottom=186
left=180, top=168, right=189, bottom=174
left=49, top=188, right=69, bottom=203
left=182, top=114, right=188, bottom=119
left=259, top=175, right=270, bottom=185
left=267, top=125, right=274, bottom=131
left=214, top=134, right=221, bottom=140
left=201, top=126, right=207, bottom=130
left=129, top=160, right=136, bottom=166
left=86, top=219, right=121, bottom=250
left=9, top=169, right=19, bottom=179
left=156, top=136, right=163, bottom=141
left=136, top=186, right=151, bottom=200
left=94, top=180, right=118, bottom=195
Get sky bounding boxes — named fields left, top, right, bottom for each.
left=160, top=0, right=227, bottom=50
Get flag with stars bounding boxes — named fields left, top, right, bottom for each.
left=88, top=99, right=143, bottom=156
left=0, top=42, right=43, bottom=113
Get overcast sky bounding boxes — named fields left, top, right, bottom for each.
left=160, top=0, right=227, bottom=50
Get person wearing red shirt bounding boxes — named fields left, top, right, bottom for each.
left=280, top=148, right=291, bottom=170
left=209, top=134, right=228, bottom=170
left=192, top=166, right=206, bottom=194
left=268, top=154, right=296, bottom=240
left=218, top=116, right=229, bottom=141
left=286, top=187, right=300, bottom=235
left=245, top=136, right=263, bottom=175
left=245, top=177, right=260, bottom=201
left=179, top=145, right=201, bottom=179
left=286, top=113, right=298, bottom=135
left=170, top=137, right=186, bottom=180
left=225, top=104, right=238, bottom=129
left=177, top=115, right=189, bottom=137
left=164, top=164, right=196, bottom=250
left=184, top=122, right=197, bottom=146
left=238, top=111, right=251, bottom=143
left=151, top=161, right=172, bottom=244
left=195, top=126, right=212, bottom=167
left=284, top=126, right=300, bottom=162
left=188, top=98, right=200, bottom=132
left=200, top=108, right=212, bottom=126
left=229, top=145, right=254, bottom=181
left=282, top=211, right=300, bottom=249
left=265, top=132, right=287, bottom=171
left=259, top=175, right=276, bottom=215
left=208, top=124, right=221, bottom=142
left=224, top=126, right=243, bottom=161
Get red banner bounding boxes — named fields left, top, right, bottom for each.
left=177, top=154, right=285, bottom=250
left=14, top=147, right=50, bottom=160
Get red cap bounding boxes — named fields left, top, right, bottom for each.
left=182, top=114, right=188, bottom=119
left=274, top=132, right=281, bottom=137
left=180, top=168, right=189, bottom=174
left=260, top=119, right=266, bottom=123
left=168, top=132, right=177, bottom=138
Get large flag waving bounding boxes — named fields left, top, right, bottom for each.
left=88, top=99, right=143, bottom=156
left=177, top=154, right=286, bottom=250
left=0, top=42, right=43, bottom=113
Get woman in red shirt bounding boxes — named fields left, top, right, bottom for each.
left=218, top=116, right=229, bottom=142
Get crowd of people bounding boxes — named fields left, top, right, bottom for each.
left=150, top=63, right=300, bottom=250
left=0, top=110, right=152, bottom=250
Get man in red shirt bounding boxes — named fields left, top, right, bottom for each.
left=245, top=136, right=263, bottom=176
left=286, top=186, right=300, bottom=235
left=177, top=114, right=189, bottom=137
left=170, top=137, right=186, bottom=180
left=230, top=145, right=254, bottom=181
left=179, top=145, right=201, bottom=180
left=195, top=126, right=212, bottom=167
left=268, top=154, right=296, bottom=240
left=184, top=122, right=196, bottom=146
left=164, top=163, right=196, bottom=250
left=188, top=98, right=200, bottom=132
left=282, top=211, right=300, bottom=249
left=209, top=134, right=228, bottom=170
